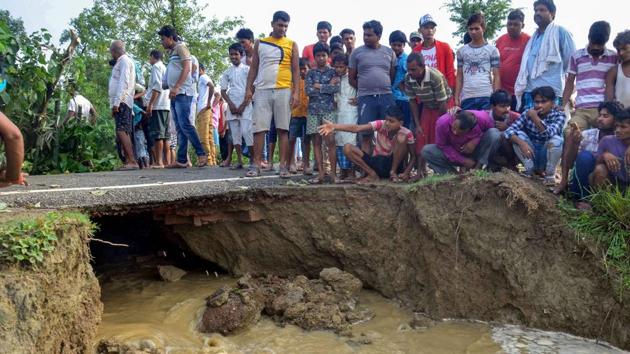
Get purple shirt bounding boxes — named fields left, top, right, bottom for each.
left=436, top=110, right=495, bottom=165
left=597, top=135, right=629, bottom=183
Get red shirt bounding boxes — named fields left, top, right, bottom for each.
left=413, top=40, right=456, bottom=90
left=495, top=32, right=530, bottom=95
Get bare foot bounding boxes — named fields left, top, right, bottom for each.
left=356, top=174, right=379, bottom=185
left=552, top=179, right=568, bottom=195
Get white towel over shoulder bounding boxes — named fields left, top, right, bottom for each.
left=514, top=22, right=562, bottom=108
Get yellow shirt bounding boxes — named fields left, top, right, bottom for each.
left=291, top=78, right=309, bottom=117
left=256, top=36, right=294, bottom=90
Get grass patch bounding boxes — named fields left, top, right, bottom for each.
left=0, top=212, right=93, bottom=266
left=565, top=186, right=630, bottom=299
left=407, top=173, right=457, bottom=192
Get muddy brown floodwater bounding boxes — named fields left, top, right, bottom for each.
left=96, top=271, right=628, bottom=354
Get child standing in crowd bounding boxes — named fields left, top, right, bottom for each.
left=504, top=86, right=566, bottom=186
left=196, top=63, right=217, bottom=165
left=333, top=53, right=358, bottom=182
left=289, top=58, right=311, bottom=174
left=220, top=43, right=253, bottom=170
left=606, top=30, right=630, bottom=109
left=305, top=42, right=340, bottom=184
left=455, top=13, right=501, bottom=110
left=390, top=30, right=412, bottom=130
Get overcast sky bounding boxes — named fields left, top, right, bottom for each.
left=2, top=0, right=627, bottom=52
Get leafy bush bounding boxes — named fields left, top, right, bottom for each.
left=0, top=212, right=92, bottom=266
left=567, top=187, right=630, bottom=298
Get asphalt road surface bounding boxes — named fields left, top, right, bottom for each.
left=0, top=166, right=312, bottom=211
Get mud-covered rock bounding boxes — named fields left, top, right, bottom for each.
left=320, top=267, right=362, bottom=296
left=157, top=265, right=186, bottom=282
left=96, top=339, right=163, bottom=354
left=198, top=268, right=370, bottom=335
left=198, top=289, right=264, bottom=335
left=410, top=313, right=436, bottom=329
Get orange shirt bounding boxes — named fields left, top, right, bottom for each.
left=291, top=78, right=309, bottom=117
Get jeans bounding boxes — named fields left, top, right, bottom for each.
left=395, top=99, right=413, bottom=130
left=422, top=128, right=502, bottom=175
left=511, top=131, right=563, bottom=177
left=461, top=97, right=491, bottom=110
left=569, top=151, right=597, bottom=200
left=171, top=94, right=206, bottom=164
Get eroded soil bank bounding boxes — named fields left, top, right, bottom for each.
left=0, top=212, right=102, bottom=354
left=151, top=171, right=630, bottom=350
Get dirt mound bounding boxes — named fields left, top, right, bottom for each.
left=0, top=212, right=102, bottom=354
left=162, top=170, right=629, bottom=349
left=199, top=268, right=372, bottom=335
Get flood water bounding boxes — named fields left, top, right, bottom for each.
left=96, top=271, right=628, bottom=354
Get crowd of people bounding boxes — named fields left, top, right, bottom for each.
left=1, top=0, right=630, bottom=210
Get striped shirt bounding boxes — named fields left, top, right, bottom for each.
left=569, top=48, right=617, bottom=109
left=504, top=108, right=566, bottom=145
left=256, top=36, right=295, bottom=90
left=403, top=67, right=451, bottom=109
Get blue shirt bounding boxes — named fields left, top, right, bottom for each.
left=504, top=108, right=566, bottom=145
left=525, top=26, right=575, bottom=96
left=392, top=52, right=408, bottom=101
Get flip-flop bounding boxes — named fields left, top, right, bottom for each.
left=117, top=164, right=139, bottom=171
left=245, top=167, right=261, bottom=177
left=197, top=155, right=208, bottom=168
left=307, top=177, right=324, bottom=184
left=219, top=161, right=231, bottom=168
left=230, top=164, right=244, bottom=170
left=166, top=162, right=188, bottom=169
left=279, top=168, right=291, bottom=179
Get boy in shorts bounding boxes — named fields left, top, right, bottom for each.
left=318, top=105, right=416, bottom=184
left=289, top=58, right=311, bottom=174
left=220, top=43, right=253, bottom=169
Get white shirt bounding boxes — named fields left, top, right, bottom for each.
left=219, top=64, right=249, bottom=105
left=421, top=46, right=438, bottom=69
left=145, top=61, right=170, bottom=111
left=67, top=94, right=93, bottom=118
left=108, top=54, right=135, bottom=108
left=197, top=74, right=214, bottom=113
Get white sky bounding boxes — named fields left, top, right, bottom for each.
left=1, top=0, right=628, bottom=52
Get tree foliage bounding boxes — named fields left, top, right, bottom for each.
left=443, top=0, right=514, bottom=44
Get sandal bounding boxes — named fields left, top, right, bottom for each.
left=220, top=160, right=231, bottom=168
left=245, top=166, right=261, bottom=178
left=166, top=162, right=188, bottom=169
left=197, top=155, right=208, bottom=168
left=390, top=175, right=403, bottom=183
left=308, top=177, right=324, bottom=184
left=279, top=168, right=291, bottom=179
left=303, top=167, right=313, bottom=176
left=230, top=164, right=244, bottom=170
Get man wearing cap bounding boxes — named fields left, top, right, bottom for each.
left=412, top=14, right=456, bottom=91
left=303, top=21, right=332, bottom=69
left=410, top=32, right=422, bottom=50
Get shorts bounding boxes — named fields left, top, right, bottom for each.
left=306, top=112, right=335, bottom=135
left=566, top=108, right=599, bottom=132
left=228, top=119, right=253, bottom=146
left=115, top=103, right=133, bottom=133
left=290, top=117, right=307, bottom=139
left=337, top=146, right=351, bottom=170
left=149, top=110, right=170, bottom=141
left=361, top=153, right=404, bottom=179
left=252, top=88, right=291, bottom=133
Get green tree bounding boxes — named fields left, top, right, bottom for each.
left=443, top=0, right=514, bottom=43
